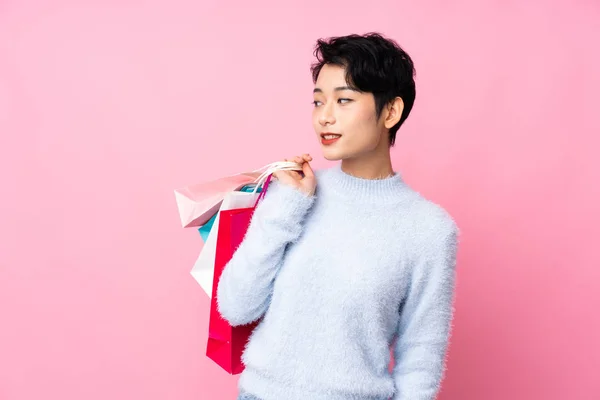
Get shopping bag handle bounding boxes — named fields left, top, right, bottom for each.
left=253, top=173, right=272, bottom=207
left=250, top=161, right=303, bottom=194
left=251, top=161, right=304, bottom=175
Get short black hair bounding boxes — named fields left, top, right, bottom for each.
left=310, top=32, right=416, bottom=146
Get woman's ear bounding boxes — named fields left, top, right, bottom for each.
left=384, top=97, right=404, bottom=130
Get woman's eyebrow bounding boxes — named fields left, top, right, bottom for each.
left=313, top=86, right=358, bottom=93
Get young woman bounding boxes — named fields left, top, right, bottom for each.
left=217, top=32, right=459, bottom=400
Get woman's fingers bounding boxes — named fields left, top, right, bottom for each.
left=302, top=160, right=315, bottom=178
left=279, top=154, right=313, bottom=180
left=284, top=154, right=311, bottom=164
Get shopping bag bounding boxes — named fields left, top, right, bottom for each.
left=238, top=183, right=263, bottom=193
left=197, top=185, right=261, bottom=243
left=174, top=172, right=260, bottom=228
left=206, top=174, right=272, bottom=375
left=198, top=214, right=217, bottom=243
left=189, top=162, right=302, bottom=296
left=191, top=189, right=262, bottom=297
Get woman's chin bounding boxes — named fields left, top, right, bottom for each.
left=320, top=147, right=346, bottom=161
left=322, top=152, right=344, bottom=161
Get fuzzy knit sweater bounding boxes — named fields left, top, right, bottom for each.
left=216, top=163, right=459, bottom=400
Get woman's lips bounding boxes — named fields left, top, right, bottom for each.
left=321, top=133, right=341, bottom=146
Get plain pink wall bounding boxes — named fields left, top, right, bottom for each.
left=1, top=1, right=599, bottom=399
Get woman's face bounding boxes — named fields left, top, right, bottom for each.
left=312, top=64, right=388, bottom=161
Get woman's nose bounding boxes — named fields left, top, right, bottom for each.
left=318, top=105, right=336, bottom=126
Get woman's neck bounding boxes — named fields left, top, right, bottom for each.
left=340, top=151, right=394, bottom=180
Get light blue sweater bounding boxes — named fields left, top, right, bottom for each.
left=217, top=164, right=459, bottom=400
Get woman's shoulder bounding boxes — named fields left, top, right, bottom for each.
left=394, top=186, right=459, bottom=246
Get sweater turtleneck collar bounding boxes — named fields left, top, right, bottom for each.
left=321, top=163, right=408, bottom=204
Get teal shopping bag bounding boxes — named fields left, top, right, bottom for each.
left=198, top=213, right=218, bottom=242
left=238, top=184, right=262, bottom=193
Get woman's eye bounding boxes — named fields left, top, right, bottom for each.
left=338, top=98, right=352, bottom=104
left=312, top=100, right=323, bottom=107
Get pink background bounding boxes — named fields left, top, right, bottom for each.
left=1, top=1, right=599, bottom=399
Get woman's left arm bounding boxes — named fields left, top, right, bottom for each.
left=391, top=220, right=459, bottom=400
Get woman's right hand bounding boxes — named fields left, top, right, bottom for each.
left=272, top=154, right=316, bottom=196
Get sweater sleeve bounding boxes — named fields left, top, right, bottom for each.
left=216, top=179, right=316, bottom=327
left=391, top=221, right=459, bottom=400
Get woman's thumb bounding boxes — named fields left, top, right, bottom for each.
left=302, top=161, right=315, bottom=178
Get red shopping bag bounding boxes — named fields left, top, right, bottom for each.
left=206, top=175, right=272, bottom=374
